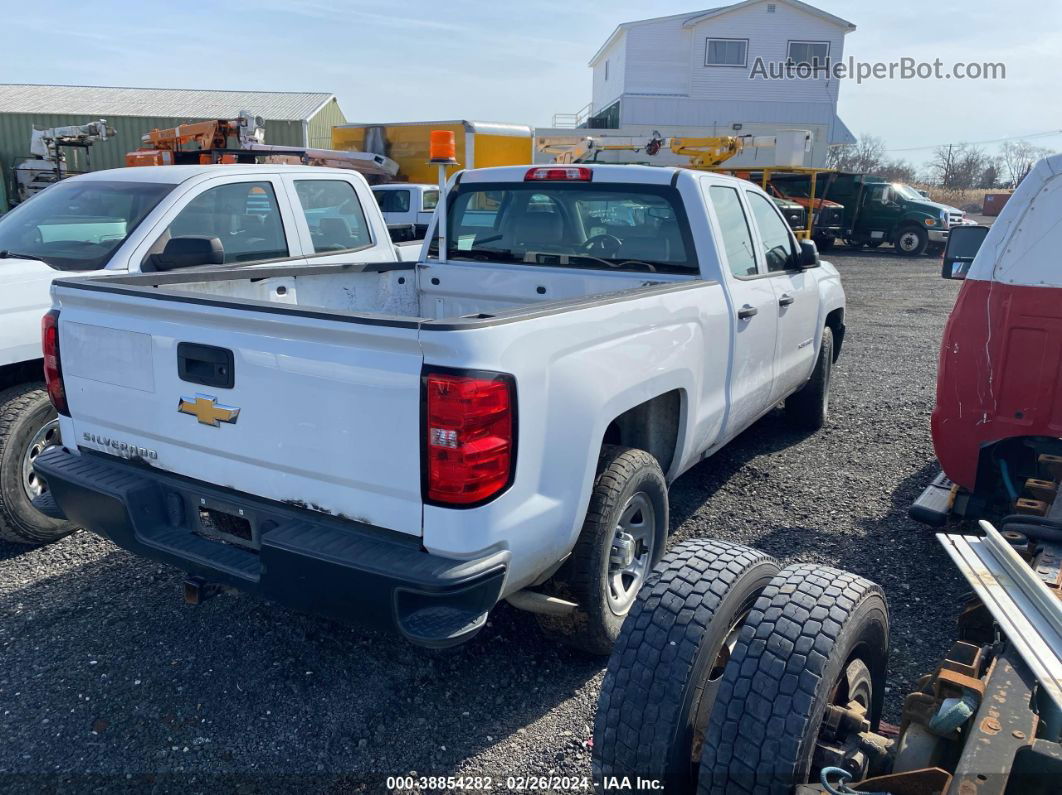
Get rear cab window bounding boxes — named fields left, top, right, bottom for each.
left=433, top=181, right=696, bottom=275
left=374, top=189, right=411, bottom=213
left=295, top=180, right=372, bottom=253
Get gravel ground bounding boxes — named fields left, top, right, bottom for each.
left=0, top=251, right=968, bottom=792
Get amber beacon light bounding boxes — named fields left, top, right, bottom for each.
left=429, top=130, right=459, bottom=263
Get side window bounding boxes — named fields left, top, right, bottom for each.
left=708, top=185, right=758, bottom=278
left=421, top=190, right=439, bottom=211
left=295, top=180, right=372, bottom=253
left=148, top=181, right=288, bottom=267
left=374, top=189, right=410, bottom=213
left=747, top=191, right=797, bottom=273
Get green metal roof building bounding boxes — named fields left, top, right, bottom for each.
left=0, top=84, right=347, bottom=208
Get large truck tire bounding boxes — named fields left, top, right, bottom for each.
left=593, top=539, right=779, bottom=792
left=894, top=225, right=929, bottom=256
left=0, top=383, right=75, bottom=545
left=539, top=445, right=668, bottom=655
left=785, top=326, right=833, bottom=431
left=699, top=565, right=889, bottom=795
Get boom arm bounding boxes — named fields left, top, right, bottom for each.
left=29, top=120, right=115, bottom=160
left=543, top=130, right=808, bottom=169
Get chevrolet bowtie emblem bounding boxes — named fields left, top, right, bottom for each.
left=178, top=394, right=240, bottom=427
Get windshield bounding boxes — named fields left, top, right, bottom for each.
left=431, top=182, right=695, bottom=274
left=891, top=183, right=925, bottom=202
left=0, top=179, right=174, bottom=270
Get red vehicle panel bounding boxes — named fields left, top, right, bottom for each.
left=932, top=280, right=1062, bottom=489
left=931, top=154, right=1062, bottom=492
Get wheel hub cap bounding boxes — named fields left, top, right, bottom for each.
left=606, top=492, right=656, bottom=612
left=22, top=419, right=60, bottom=501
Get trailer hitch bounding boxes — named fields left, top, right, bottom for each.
left=182, top=576, right=223, bottom=606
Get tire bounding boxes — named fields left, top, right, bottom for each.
left=0, top=383, right=75, bottom=545
left=894, top=225, right=928, bottom=256
left=785, top=326, right=832, bottom=431
left=538, top=445, right=668, bottom=655
left=593, top=539, right=779, bottom=792
left=699, top=565, right=889, bottom=795
left=812, top=235, right=835, bottom=252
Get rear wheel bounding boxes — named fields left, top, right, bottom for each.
left=699, top=565, right=889, bottom=795
left=539, top=445, right=668, bottom=655
left=894, top=225, right=928, bottom=256
left=0, top=383, right=75, bottom=544
left=593, top=539, right=779, bottom=792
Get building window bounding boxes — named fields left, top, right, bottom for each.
left=605, top=59, right=610, bottom=80
left=705, top=38, right=748, bottom=67
left=767, top=3, right=776, bottom=11
left=787, top=41, right=830, bottom=68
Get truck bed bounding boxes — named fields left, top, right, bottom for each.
left=50, top=260, right=707, bottom=539
left=62, top=260, right=695, bottom=328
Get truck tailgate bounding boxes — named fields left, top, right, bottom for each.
left=54, top=284, right=424, bottom=536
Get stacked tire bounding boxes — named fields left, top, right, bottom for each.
left=593, top=545, right=889, bottom=794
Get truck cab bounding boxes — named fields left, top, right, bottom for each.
left=856, top=180, right=957, bottom=255
left=0, top=164, right=410, bottom=544
left=371, top=183, right=439, bottom=239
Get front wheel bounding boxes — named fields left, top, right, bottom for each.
left=0, top=383, right=75, bottom=544
left=894, top=225, right=928, bottom=256
left=594, top=539, right=779, bottom=791
left=538, top=445, right=668, bottom=655
left=785, top=326, right=833, bottom=431
left=699, top=565, right=890, bottom=794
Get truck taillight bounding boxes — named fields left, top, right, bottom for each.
left=423, top=370, right=515, bottom=506
left=525, top=166, right=592, bottom=182
left=41, top=309, right=69, bottom=416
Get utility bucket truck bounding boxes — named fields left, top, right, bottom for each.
left=10, top=120, right=116, bottom=206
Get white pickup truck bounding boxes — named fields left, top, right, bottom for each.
left=32, top=164, right=846, bottom=653
left=371, top=183, right=439, bottom=239
left=0, top=164, right=418, bottom=544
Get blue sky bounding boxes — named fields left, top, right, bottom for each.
left=3, top=0, right=1060, bottom=166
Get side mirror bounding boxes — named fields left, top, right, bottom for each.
left=797, top=239, right=820, bottom=269
left=388, top=224, right=418, bottom=243
left=154, top=236, right=224, bottom=271
left=941, top=225, right=990, bottom=280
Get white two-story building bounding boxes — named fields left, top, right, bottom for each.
left=549, top=0, right=857, bottom=167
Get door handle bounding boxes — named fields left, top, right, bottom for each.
left=778, top=294, right=795, bottom=307
left=737, top=304, right=759, bottom=320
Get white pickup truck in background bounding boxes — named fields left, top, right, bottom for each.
left=371, top=183, right=439, bottom=240
left=0, top=164, right=418, bottom=544
left=33, top=164, right=846, bottom=653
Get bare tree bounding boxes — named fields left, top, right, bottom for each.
left=978, top=162, right=1000, bottom=189
left=928, top=144, right=958, bottom=187
left=877, top=159, right=917, bottom=183
left=1000, top=140, right=1053, bottom=186
left=927, top=144, right=990, bottom=189
left=826, top=134, right=887, bottom=173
